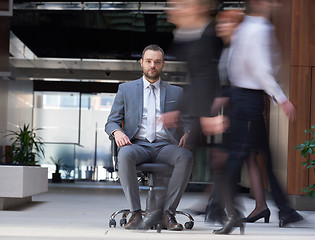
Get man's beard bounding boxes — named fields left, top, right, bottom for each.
left=144, top=69, right=160, bottom=80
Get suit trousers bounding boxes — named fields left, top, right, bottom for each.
left=117, top=139, right=193, bottom=214
left=224, top=88, right=294, bottom=218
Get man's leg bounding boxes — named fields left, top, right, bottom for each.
left=205, top=174, right=228, bottom=224
left=147, top=143, right=193, bottom=231
left=205, top=147, right=228, bottom=224
left=118, top=144, right=150, bottom=212
left=261, top=145, right=303, bottom=226
left=262, top=146, right=292, bottom=214
left=155, top=144, right=193, bottom=214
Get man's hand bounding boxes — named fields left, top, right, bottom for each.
left=113, top=130, right=132, bottom=147
left=178, top=131, right=191, bottom=149
left=200, top=115, right=229, bottom=136
left=159, top=110, right=180, bottom=129
left=280, top=100, right=296, bottom=121
left=210, top=97, right=230, bottom=115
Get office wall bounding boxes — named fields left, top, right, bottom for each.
left=0, top=17, right=9, bottom=76
left=0, top=80, right=9, bottom=159
left=264, top=0, right=315, bottom=194
left=273, top=0, right=315, bottom=195
left=6, top=80, right=33, bottom=131
left=288, top=0, right=315, bottom=195
left=0, top=80, right=33, bottom=161
left=0, top=4, right=12, bottom=159
left=267, top=0, right=292, bottom=190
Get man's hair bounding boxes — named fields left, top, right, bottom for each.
left=142, top=44, right=165, bottom=60
left=198, top=0, right=220, bottom=17
left=245, top=0, right=272, bottom=14
left=245, top=0, right=254, bottom=13
left=216, top=9, right=245, bottom=25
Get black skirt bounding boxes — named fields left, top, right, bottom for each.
left=227, top=87, right=268, bottom=150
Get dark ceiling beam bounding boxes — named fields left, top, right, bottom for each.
left=33, top=80, right=120, bottom=93
left=13, top=1, right=245, bottom=11
left=13, top=2, right=169, bottom=12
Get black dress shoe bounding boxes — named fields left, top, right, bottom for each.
left=213, top=215, right=245, bottom=235
left=162, top=210, right=183, bottom=231
left=137, top=210, right=163, bottom=230
left=279, top=211, right=303, bottom=227
left=244, top=208, right=271, bottom=223
left=125, top=210, right=142, bottom=230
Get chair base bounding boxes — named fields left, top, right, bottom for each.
left=109, top=209, right=194, bottom=230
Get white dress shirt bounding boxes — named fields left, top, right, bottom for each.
left=134, top=77, right=169, bottom=141
left=229, top=15, right=287, bottom=104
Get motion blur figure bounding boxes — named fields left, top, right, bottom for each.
left=213, top=0, right=303, bottom=235
left=215, top=9, right=271, bottom=224
left=165, top=0, right=229, bottom=225
left=165, top=0, right=226, bottom=137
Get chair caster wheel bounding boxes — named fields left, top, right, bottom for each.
left=120, top=218, right=127, bottom=226
left=109, top=219, right=116, bottom=228
left=156, top=223, right=162, bottom=233
left=184, top=221, right=194, bottom=229
left=279, top=220, right=284, bottom=227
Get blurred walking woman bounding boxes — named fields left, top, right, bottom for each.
left=213, top=0, right=303, bottom=235
left=215, top=9, right=271, bottom=226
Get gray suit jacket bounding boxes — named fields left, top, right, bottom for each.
left=105, top=78, right=191, bottom=144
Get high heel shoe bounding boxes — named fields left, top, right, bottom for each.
left=244, top=208, right=270, bottom=223
left=213, top=215, right=245, bottom=235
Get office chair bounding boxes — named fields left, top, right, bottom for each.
left=108, top=138, right=194, bottom=231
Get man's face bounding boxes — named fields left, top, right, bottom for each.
left=140, top=50, right=165, bottom=83
left=216, top=17, right=237, bottom=40
left=250, top=0, right=281, bottom=17
left=166, top=0, right=209, bottom=28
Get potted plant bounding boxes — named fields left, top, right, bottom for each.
left=3, top=124, right=45, bottom=165
left=48, top=156, right=64, bottom=183
left=295, top=124, right=315, bottom=197
left=0, top=124, right=48, bottom=209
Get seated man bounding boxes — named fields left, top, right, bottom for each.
left=105, top=44, right=193, bottom=231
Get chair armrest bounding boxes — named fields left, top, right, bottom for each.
left=111, top=138, right=118, bottom=171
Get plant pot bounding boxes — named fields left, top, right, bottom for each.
left=0, top=165, right=48, bottom=210
left=52, top=172, right=62, bottom=183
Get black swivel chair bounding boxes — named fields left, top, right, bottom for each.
left=108, top=139, right=194, bottom=231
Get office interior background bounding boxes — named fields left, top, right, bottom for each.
left=0, top=0, right=314, bottom=199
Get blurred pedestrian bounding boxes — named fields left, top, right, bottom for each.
left=214, top=9, right=271, bottom=224
left=213, top=0, right=303, bottom=235
left=165, top=0, right=227, bottom=138
left=165, top=0, right=228, bottom=225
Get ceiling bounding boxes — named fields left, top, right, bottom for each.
left=11, top=1, right=175, bottom=60
left=9, top=1, right=245, bottom=83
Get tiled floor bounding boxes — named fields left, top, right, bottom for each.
left=0, top=182, right=314, bottom=240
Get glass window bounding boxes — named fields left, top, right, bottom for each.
left=34, top=91, right=116, bottom=181
left=34, top=92, right=80, bottom=143
left=78, top=93, right=115, bottom=180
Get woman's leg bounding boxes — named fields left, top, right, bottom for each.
left=246, top=150, right=268, bottom=218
